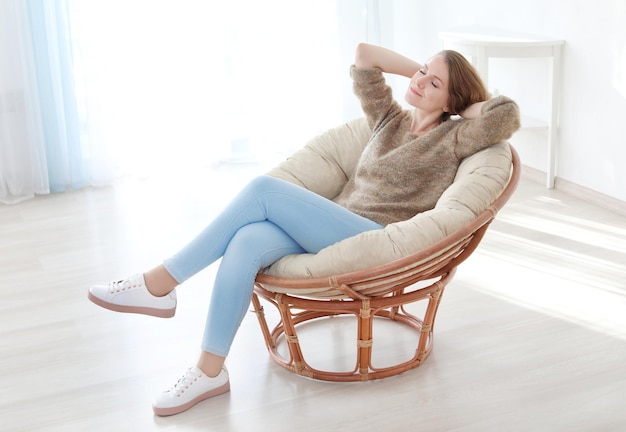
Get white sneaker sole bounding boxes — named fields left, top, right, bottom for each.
left=88, top=291, right=176, bottom=318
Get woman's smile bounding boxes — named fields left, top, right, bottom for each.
left=410, top=86, right=422, bottom=97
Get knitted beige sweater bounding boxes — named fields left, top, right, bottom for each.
left=333, top=66, right=520, bottom=226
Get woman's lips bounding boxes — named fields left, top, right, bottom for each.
left=410, top=86, right=422, bottom=97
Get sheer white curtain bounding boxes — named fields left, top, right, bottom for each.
left=1, top=0, right=372, bottom=204
left=1, top=1, right=53, bottom=203
left=0, top=0, right=113, bottom=204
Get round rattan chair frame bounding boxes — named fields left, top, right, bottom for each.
left=252, top=144, right=521, bottom=382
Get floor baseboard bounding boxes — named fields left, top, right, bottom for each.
left=522, top=165, right=626, bottom=216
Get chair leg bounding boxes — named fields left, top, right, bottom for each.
left=416, top=282, right=444, bottom=361
left=277, top=300, right=308, bottom=375
left=251, top=293, right=274, bottom=351
left=357, top=299, right=373, bottom=380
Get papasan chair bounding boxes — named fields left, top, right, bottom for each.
left=250, top=116, right=521, bottom=382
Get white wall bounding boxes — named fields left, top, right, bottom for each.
left=374, top=0, right=626, bottom=203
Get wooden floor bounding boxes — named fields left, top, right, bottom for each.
left=1, top=163, right=625, bottom=432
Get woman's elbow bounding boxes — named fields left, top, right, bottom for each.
left=355, top=43, right=374, bottom=68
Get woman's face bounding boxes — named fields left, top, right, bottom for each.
left=405, top=54, right=450, bottom=114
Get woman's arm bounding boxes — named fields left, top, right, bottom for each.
left=456, top=95, right=521, bottom=159
left=459, top=101, right=487, bottom=119
left=354, top=43, right=421, bottom=78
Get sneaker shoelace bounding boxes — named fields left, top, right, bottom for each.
left=169, top=368, right=202, bottom=397
left=108, top=276, right=141, bottom=294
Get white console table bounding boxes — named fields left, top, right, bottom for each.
left=439, top=27, right=565, bottom=188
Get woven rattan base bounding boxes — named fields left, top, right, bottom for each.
left=251, top=270, right=454, bottom=382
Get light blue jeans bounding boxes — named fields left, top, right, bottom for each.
left=163, top=175, right=383, bottom=357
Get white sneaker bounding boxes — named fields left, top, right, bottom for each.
left=153, top=366, right=230, bottom=416
left=88, top=273, right=177, bottom=318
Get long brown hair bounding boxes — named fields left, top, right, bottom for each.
left=439, top=50, right=490, bottom=122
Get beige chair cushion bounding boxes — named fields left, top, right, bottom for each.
left=262, top=116, right=512, bottom=279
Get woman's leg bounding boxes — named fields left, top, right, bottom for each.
left=162, top=175, right=382, bottom=284
left=154, top=221, right=311, bottom=416
left=90, top=175, right=382, bottom=314
left=197, top=221, right=306, bottom=376
left=144, top=265, right=178, bottom=297
left=203, top=221, right=305, bottom=356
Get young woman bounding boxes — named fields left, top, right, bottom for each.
left=88, top=43, right=520, bottom=416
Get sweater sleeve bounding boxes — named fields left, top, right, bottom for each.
left=454, top=95, right=521, bottom=159
left=350, top=65, right=404, bottom=132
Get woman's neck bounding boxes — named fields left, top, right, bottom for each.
left=410, top=109, right=443, bottom=136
